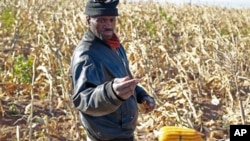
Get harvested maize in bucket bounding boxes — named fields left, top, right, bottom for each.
left=158, top=126, right=204, bottom=141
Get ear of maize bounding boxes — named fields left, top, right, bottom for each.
left=158, top=126, right=204, bottom=141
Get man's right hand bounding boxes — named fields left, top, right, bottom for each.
left=112, top=76, right=140, bottom=100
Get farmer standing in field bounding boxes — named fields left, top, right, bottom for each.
left=69, top=0, right=156, bottom=140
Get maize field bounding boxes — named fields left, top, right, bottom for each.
left=0, top=0, right=250, bottom=140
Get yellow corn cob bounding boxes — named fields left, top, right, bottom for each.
left=158, top=126, right=204, bottom=141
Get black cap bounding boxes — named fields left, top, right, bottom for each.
left=84, top=0, right=119, bottom=16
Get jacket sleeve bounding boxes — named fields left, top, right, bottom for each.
left=135, top=85, right=151, bottom=104
left=71, top=54, right=123, bottom=116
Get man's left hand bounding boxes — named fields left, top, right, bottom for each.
left=141, top=96, right=156, bottom=113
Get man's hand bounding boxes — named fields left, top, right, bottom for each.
left=112, top=76, right=140, bottom=100
left=141, top=96, right=155, bottom=113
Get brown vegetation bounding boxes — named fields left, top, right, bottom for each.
left=0, top=0, right=250, bottom=140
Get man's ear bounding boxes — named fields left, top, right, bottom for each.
left=86, top=16, right=90, bottom=24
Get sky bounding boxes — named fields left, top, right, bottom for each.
left=126, top=0, right=250, bottom=9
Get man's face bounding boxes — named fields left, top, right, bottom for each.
left=88, top=16, right=116, bottom=41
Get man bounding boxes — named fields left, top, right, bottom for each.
left=70, top=0, right=155, bottom=140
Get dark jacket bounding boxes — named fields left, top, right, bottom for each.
left=70, top=29, right=150, bottom=140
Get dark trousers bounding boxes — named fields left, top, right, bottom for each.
left=86, top=134, right=135, bottom=141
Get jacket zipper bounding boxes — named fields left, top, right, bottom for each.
left=115, top=49, right=129, bottom=76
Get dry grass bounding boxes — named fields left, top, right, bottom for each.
left=0, top=0, right=250, bottom=140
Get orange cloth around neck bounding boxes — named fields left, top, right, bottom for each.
left=105, top=33, right=120, bottom=49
